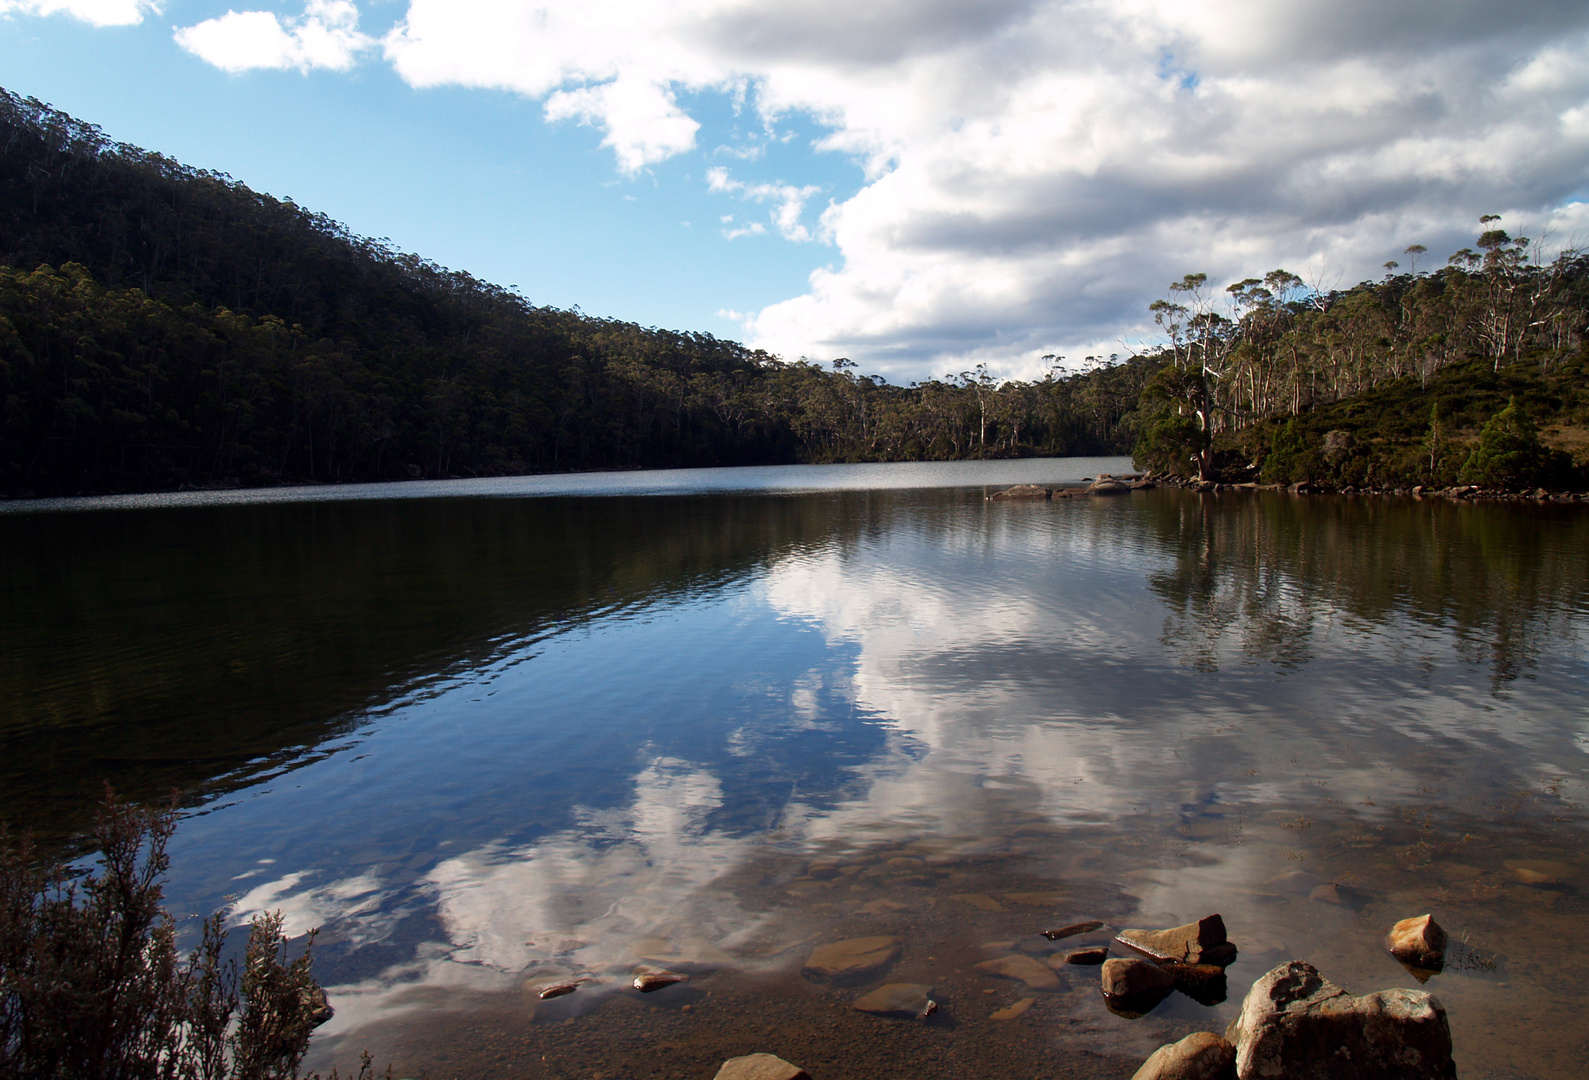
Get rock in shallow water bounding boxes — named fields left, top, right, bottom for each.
left=802, top=936, right=902, bottom=983
left=1116, top=914, right=1237, bottom=968
left=989, top=996, right=1036, bottom=1021
left=852, top=983, right=935, bottom=1019
left=713, top=1053, right=811, bottom=1080
left=1101, top=957, right=1176, bottom=1014
left=1384, top=914, right=1446, bottom=970
left=1130, top=1031, right=1236, bottom=1080
left=1226, top=961, right=1454, bottom=1080
left=976, top=953, right=1063, bottom=991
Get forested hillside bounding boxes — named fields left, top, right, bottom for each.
left=4, top=87, right=1586, bottom=498
left=1133, top=239, right=1589, bottom=488
left=0, top=89, right=1146, bottom=497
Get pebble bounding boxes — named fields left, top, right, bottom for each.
left=537, top=982, right=581, bottom=1000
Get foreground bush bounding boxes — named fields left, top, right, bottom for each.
left=0, top=792, right=356, bottom=1080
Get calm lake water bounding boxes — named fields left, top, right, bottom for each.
left=3, top=457, right=1587, bottom=1080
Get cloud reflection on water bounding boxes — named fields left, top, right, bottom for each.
left=255, top=492, right=1588, bottom=1058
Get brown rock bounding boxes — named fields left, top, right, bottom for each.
left=951, top=893, right=1007, bottom=912
left=1101, top=957, right=1175, bottom=1005
left=713, top=1053, right=811, bottom=1080
left=975, top=954, right=1063, bottom=991
left=1042, top=920, right=1104, bottom=940
left=1384, top=915, right=1446, bottom=970
left=631, top=970, right=688, bottom=992
left=1054, top=946, right=1109, bottom=966
left=1116, top=914, right=1237, bottom=968
left=852, top=983, right=934, bottom=1019
left=1131, top=1031, right=1237, bottom=1080
left=1227, top=961, right=1454, bottom=1080
left=988, top=484, right=1050, bottom=501
left=1090, top=478, right=1132, bottom=494
left=802, top=937, right=901, bottom=983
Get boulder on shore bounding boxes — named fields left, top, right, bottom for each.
left=1130, top=1031, right=1236, bottom=1080
left=1226, top=961, right=1454, bottom=1080
left=1384, top=914, right=1446, bottom=970
left=1116, top=914, right=1237, bottom=968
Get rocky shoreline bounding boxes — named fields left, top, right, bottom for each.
left=989, top=473, right=1589, bottom=503
left=677, top=909, right=1463, bottom=1080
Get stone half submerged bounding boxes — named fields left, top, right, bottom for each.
left=1132, top=960, right=1455, bottom=1080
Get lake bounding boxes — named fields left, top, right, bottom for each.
left=2, top=457, right=1586, bottom=1079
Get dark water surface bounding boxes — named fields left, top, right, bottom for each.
left=3, top=459, right=1587, bottom=1079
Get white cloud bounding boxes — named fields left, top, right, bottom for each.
left=545, top=78, right=700, bottom=174
left=0, top=0, right=156, bottom=26
left=707, top=166, right=822, bottom=240
left=174, top=0, right=373, bottom=74
left=164, top=0, right=1589, bottom=379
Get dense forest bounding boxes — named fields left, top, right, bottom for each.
left=0, top=88, right=1147, bottom=497
left=2, top=86, right=1586, bottom=497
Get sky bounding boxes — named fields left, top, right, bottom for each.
left=2, top=1, right=1588, bottom=384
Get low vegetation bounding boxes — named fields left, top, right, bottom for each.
left=0, top=791, right=361, bottom=1080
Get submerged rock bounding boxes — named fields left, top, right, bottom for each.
left=1227, top=961, right=1454, bottom=1080
left=853, top=983, right=935, bottom=1019
left=989, top=996, right=1036, bottom=1021
left=536, top=981, right=581, bottom=1000
left=1042, top=920, right=1105, bottom=940
left=975, top=954, right=1062, bottom=992
left=1307, top=883, right=1367, bottom=909
left=1384, top=915, right=1446, bottom=970
left=632, top=934, right=732, bottom=973
left=802, top=936, right=902, bottom=983
left=713, top=1053, right=811, bottom=1080
left=1116, top=914, right=1237, bottom=968
left=1131, top=1031, right=1236, bottom=1080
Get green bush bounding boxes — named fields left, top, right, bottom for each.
left=1459, top=397, right=1545, bottom=488
left=1, top=792, right=363, bottom=1080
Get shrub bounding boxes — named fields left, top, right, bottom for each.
left=1459, top=397, right=1545, bottom=488
left=0, top=791, right=356, bottom=1080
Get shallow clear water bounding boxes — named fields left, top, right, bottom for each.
left=3, top=458, right=1586, bottom=1079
